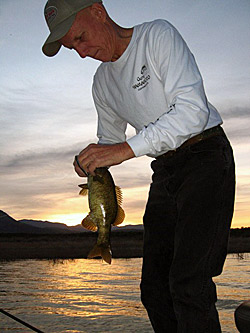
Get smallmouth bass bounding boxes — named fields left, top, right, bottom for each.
left=79, top=167, right=125, bottom=264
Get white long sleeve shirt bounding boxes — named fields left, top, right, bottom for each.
left=92, top=19, right=222, bottom=158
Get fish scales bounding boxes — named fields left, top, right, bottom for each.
left=79, top=167, right=125, bottom=264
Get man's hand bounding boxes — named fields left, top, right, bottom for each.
left=73, top=142, right=135, bottom=177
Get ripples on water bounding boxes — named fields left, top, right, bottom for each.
left=0, top=258, right=153, bottom=333
left=0, top=255, right=249, bottom=332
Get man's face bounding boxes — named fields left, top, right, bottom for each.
left=59, top=5, right=116, bottom=62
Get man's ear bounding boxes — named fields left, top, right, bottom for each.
left=90, top=3, right=107, bottom=22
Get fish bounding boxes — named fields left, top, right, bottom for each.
left=78, top=167, right=125, bottom=264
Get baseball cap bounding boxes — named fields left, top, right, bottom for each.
left=42, top=0, right=102, bottom=57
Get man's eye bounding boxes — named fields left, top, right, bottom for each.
left=80, top=33, right=85, bottom=41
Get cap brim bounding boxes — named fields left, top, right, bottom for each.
left=42, top=14, right=76, bottom=57
left=42, top=41, right=62, bottom=57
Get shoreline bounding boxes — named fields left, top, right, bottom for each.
left=0, top=231, right=249, bottom=261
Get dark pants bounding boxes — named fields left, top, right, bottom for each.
left=141, top=131, right=235, bottom=333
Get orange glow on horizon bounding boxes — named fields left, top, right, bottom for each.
left=45, top=211, right=249, bottom=229
left=11, top=181, right=249, bottom=229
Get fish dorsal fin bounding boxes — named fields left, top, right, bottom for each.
left=115, top=186, right=123, bottom=205
left=78, top=183, right=88, bottom=196
left=113, top=205, right=125, bottom=226
left=82, top=214, right=98, bottom=232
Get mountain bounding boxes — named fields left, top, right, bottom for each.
left=113, top=224, right=144, bottom=232
left=0, top=210, right=144, bottom=234
left=0, top=211, right=75, bottom=234
left=0, top=210, right=49, bottom=234
left=19, top=219, right=81, bottom=233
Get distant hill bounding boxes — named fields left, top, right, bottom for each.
left=0, top=211, right=77, bottom=234
left=0, top=210, right=144, bottom=234
left=0, top=210, right=50, bottom=234
left=2, top=210, right=249, bottom=236
left=19, top=218, right=82, bottom=233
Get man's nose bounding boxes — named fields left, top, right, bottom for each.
left=74, top=46, right=87, bottom=58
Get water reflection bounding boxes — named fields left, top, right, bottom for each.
left=214, top=254, right=250, bottom=332
left=0, top=255, right=249, bottom=332
left=0, top=259, right=153, bottom=332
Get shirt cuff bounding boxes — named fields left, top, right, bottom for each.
left=126, top=134, right=154, bottom=157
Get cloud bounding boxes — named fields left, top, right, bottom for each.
left=220, top=106, right=250, bottom=121
left=226, top=128, right=250, bottom=142
left=124, top=199, right=147, bottom=212
left=217, top=105, right=250, bottom=143
left=0, top=143, right=87, bottom=212
left=0, top=142, right=88, bottom=173
left=0, top=144, right=152, bottom=221
left=0, top=77, right=98, bottom=158
left=1, top=0, right=250, bottom=226
left=0, top=142, right=87, bottom=220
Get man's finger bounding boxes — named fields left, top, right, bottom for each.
left=74, top=155, right=89, bottom=176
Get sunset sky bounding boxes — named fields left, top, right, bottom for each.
left=1, top=0, right=250, bottom=228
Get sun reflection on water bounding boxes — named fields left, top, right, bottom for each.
left=40, top=259, right=143, bottom=319
left=0, top=258, right=153, bottom=332
left=0, top=255, right=249, bottom=332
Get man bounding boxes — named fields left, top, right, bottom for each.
left=42, top=1, right=235, bottom=332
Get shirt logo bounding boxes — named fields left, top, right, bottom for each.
left=141, top=65, right=147, bottom=75
left=132, top=65, right=151, bottom=91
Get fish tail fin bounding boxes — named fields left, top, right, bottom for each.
left=101, top=246, right=112, bottom=265
left=88, top=244, right=112, bottom=265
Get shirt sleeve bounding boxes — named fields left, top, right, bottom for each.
left=127, top=22, right=214, bottom=157
left=92, top=80, right=128, bottom=145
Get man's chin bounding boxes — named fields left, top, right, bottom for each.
left=91, top=50, right=113, bottom=62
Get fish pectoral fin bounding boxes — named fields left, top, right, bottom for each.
left=113, top=205, right=125, bottom=226
left=82, top=214, right=98, bottom=232
left=78, top=184, right=88, bottom=196
left=115, top=186, right=123, bottom=205
left=88, top=244, right=112, bottom=264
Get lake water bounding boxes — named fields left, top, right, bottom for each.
left=0, top=254, right=249, bottom=333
